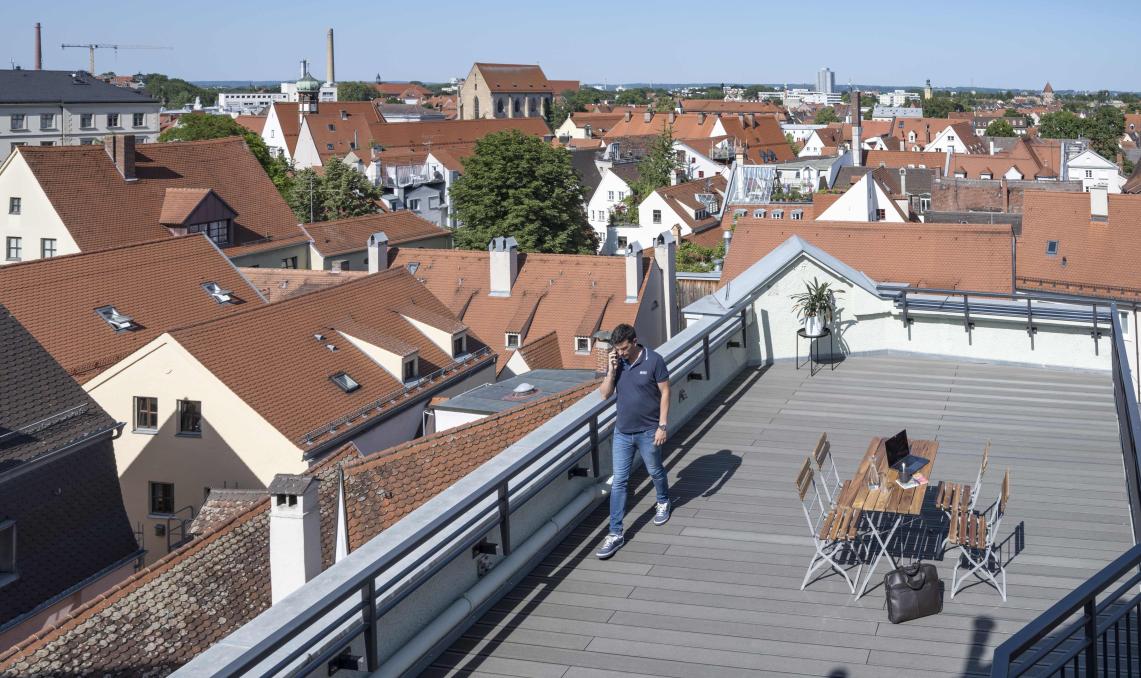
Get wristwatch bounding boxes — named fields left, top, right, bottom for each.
left=657, top=424, right=668, bottom=432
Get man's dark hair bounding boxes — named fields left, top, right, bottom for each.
left=611, top=323, right=636, bottom=345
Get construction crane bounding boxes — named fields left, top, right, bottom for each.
left=60, top=43, right=172, bottom=74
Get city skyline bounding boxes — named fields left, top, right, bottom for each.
left=2, top=0, right=1136, bottom=92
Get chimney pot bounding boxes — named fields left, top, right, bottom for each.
left=592, top=329, right=613, bottom=375
left=269, top=475, right=321, bottom=605
left=1090, top=186, right=1109, bottom=221
left=368, top=231, right=389, bottom=273
left=624, top=110, right=632, bottom=122
left=698, top=112, right=706, bottom=124
left=667, top=111, right=676, bottom=124
left=643, top=111, right=652, bottom=123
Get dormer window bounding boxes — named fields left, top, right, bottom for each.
left=95, top=305, right=137, bottom=332
left=406, top=262, right=420, bottom=274
left=330, top=372, right=361, bottom=393
left=772, top=209, right=784, bottom=220
left=506, top=333, right=520, bottom=349
left=201, top=281, right=234, bottom=304
left=791, top=209, right=804, bottom=220
left=327, top=123, right=336, bottom=131
left=187, top=219, right=231, bottom=246
left=753, top=209, right=766, bottom=218
left=1046, top=240, right=1059, bottom=256
left=452, top=333, right=467, bottom=358
left=575, top=336, right=591, bottom=354
left=403, top=358, right=419, bottom=382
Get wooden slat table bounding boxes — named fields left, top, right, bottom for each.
left=836, top=437, right=939, bottom=598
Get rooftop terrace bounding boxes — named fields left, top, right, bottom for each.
left=428, top=356, right=1130, bottom=678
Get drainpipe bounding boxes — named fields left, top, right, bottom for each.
left=1010, top=227, right=1017, bottom=295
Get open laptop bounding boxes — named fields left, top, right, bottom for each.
left=884, top=429, right=929, bottom=476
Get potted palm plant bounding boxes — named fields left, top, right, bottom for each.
left=790, top=277, right=842, bottom=337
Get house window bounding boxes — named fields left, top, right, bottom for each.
left=326, top=143, right=334, bottom=151
left=652, top=209, right=662, bottom=224
left=733, top=209, right=746, bottom=217
left=618, top=191, right=625, bottom=200
left=772, top=210, right=783, bottom=220
left=403, top=358, right=418, bottom=382
left=1085, top=170, right=1093, bottom=179
left=80, top=113, right=94, bottom=128
left=8, top=197, right=20, bottom=215
left=1046, top=240, right=1059, bottom=256
left=0, top=520, right=16, bottom=585
left=330, top=372, right=360, bottom=393
left=133, top=113, right=145, bottom=127
left=947, top=135, right=956, bottom=142
left=875, top=209, right=886, bottom=221
left=327, top=123, right=336, bottom=131
left=177, top=399, right=202, bottom=436
left=791, top=210, right=804, bottom=220
left=40, top=238, right=56, bottom=258
left=453, top=334, right=467, bottom=357
left=107, top=113, right=120, bottom=127
left=281, top=256, right=298, bottom=269
left=39, top=141, right=54, bottom=147
left=428, top=196, right=440, bottom=210
left=920, top=197, right=931, bottom=211
left=407, top=198, right=421, bottom=211
left=5, top=237, right=21, bottom=261
left=608, top=191, right=614, bottom=201
left=980, top=173, right=992, bottom=180
left=753, top=209, right=765, bottom=218
left=149, top=482, right=175, bottom=515
left=39, top=114, right=54, bottom=130
left=506, top=333, right=520, bottom=348
left=10, top=114, right=25, bottom=131
left=575, top=336, right=591, bottom=353
left=187, top=219, right=230, bottom=246
left=616, top=236, right=628, bottom=249
left=134, top=396, right=159, bottom=432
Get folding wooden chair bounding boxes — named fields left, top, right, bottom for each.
left=797, top=457, right=862, bottom=594
left=936, top=441, right=990, bottom=517
left=949, top=468, right=1010, bottom=601
left=811, top=432, right=844, bottom=506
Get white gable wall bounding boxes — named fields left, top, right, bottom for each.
left=587, top=170, right=634, bottom=251
left=816, top=173, right=905, bottom=222
left=1067, top=150, right=1126, bottom=193
left=0, top=150, right=82, bottom=264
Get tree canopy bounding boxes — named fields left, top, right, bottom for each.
left=450, top=130, right=596, bottom=253
left=922, top=97, right=966, bottom=118
left=985, top=119, right=1016, bottom=137
left=814, top=107, right=838, bottom=124
left=141, top=73, right=216, bottom=108
left=337, top=81, right=378, bottom=101
left=633, top=124, right=680, bottom=199
left=158, top=112, right=291, bottom=193
left=1037, top=110, right=1086, bottom=140
left=285, top=159, right=380, bottom=223
left=1083, top=106, right=1125, bottom=159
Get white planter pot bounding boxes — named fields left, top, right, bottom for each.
left=804, top=315, right=824, bottom=337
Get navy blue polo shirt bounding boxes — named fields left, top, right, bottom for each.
left=614, top=345, right=670, bottom=434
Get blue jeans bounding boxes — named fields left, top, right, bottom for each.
left=609, top=429, right=669, bottom=536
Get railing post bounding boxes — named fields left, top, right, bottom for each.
left=1093, top=303, right=1102, bottom=355
left=588, top=416, right=600, bottom=478
left=900, top=291, right=910, bottom=326
left=963, top=294, right=973, bottom=334
left=1084, top=599, right=1098, bottom=677
left=1026, top=298, right=1037, bottom=349
left=703, top=336, right=711, bottom=380
left=497, top=483, right=512, bottom=556
left=740, top=308, right=748, bottom=346
left=362, top=578, right=378, bottom=671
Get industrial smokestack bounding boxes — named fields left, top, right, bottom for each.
left=34, top=23, right=42, bottom=70
left=326, top=28, right=335, bottom=85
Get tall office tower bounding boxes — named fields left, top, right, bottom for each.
left=817, top=67, right=835, bottom=94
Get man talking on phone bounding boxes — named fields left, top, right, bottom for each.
left=596, top=323, right=671, bottom=559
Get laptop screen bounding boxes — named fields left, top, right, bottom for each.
left=885, top=430, right=910, bottom=467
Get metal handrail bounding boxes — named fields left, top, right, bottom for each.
left=216, top=303, right=750, bottom=675
left=991, top=304, right=1141, bottom=677
left=298, top=347, right=494, bottom=446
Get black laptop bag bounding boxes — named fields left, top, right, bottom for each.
left=884, top=562, right=943, bottom=624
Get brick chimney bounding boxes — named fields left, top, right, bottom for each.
left=698, top=112, right=706, bottom=124
left=592, top=329, right=613, bottom=376
left=269, top=475, right=321, bottom=605
left=667, top=111, right=676, bottom=125
left=643, top=111, right=653, bottom=123
left=367, top=231, right=388, bottom=273
left=747, top=113, right=756, bottom=127
left=624, top=241, right=643, bottom=303
left=103, top=134, right=136, bottom=181
left=654, top=231, right=680, bottom=339
left=1000, top=177, right=1010, bottom=213
left=624, top=110, right=632, bottom=123
left=851, top=91, right=862, bottom=167
left=488, top=236, right=519, bottom=296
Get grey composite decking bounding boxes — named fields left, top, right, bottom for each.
left=425, top=356, right=1133, bottom=678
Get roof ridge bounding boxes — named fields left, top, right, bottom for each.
left=168, top=266, right=410, bottom=336
left=0, top=494, right=271, bottom=669
left=342, top=379, right=598, bottom=475
left=0, top=233, right=209, bottom=271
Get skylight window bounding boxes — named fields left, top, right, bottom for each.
left=406, top=262, right=420, bottom=274
left=330, top=372, right=360, bottom=393
left=1046, top=240, right=1059, bottom=256
left=95, top=305, right=136, bottom=332
left=201, top=281, right=234, bottom=304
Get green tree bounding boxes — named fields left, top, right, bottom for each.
left=785, top=132, right=802, bottom=155
left=287, top=168, right=324, bottom=223
left=633, top=124, right=679, bottom=199
left=319, top=158, right=382, bottom=221
left=1084, top=106, right=1125, bottom=159
left=814, top=107, right=838, bottom=124
left=615, top=89, right=649, bottom=106
left=985, top=119, right=1016, bottom=137
left=676, top=240, right=725, bottom=273
left=141, top=73, right=216, bottom=108
left=450, top=130, right=596, bottom=253
left=158, top=112, right=291, bottom=193
left=1037, top=110, right=1085, bottom=139
left=922, top=97, right=965, bottom=118
left=338, top=81, right=378, bottom=101
left=1003, top=108, right=1021, bottom=117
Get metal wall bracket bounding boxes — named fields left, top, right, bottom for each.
left=567, top=466, right=589, bottom=479
left=472, top=539, right=498, bottom=557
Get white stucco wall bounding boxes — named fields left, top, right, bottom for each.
left=261, top=105, right=292, bottom=161
left=0, top=150, right=81, bottom=264
left=587, top=171, right=634, bottom=252
left=83, top=335, right=305, bottom=564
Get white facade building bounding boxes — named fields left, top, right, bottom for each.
left=0, top=69, right=161, bottom=160
left=877, top=90, right=920, bottom=107
left=1066, top=149, right=1127, bottom=193
left=587, top=169, right=636, bottom=250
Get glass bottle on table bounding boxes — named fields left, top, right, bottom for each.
left=867, top=456, right=881, bottom=491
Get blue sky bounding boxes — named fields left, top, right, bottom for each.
left=2, top=1, right=1134, bottom=91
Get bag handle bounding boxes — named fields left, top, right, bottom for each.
left=903, top=562, right=926, bottom=590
